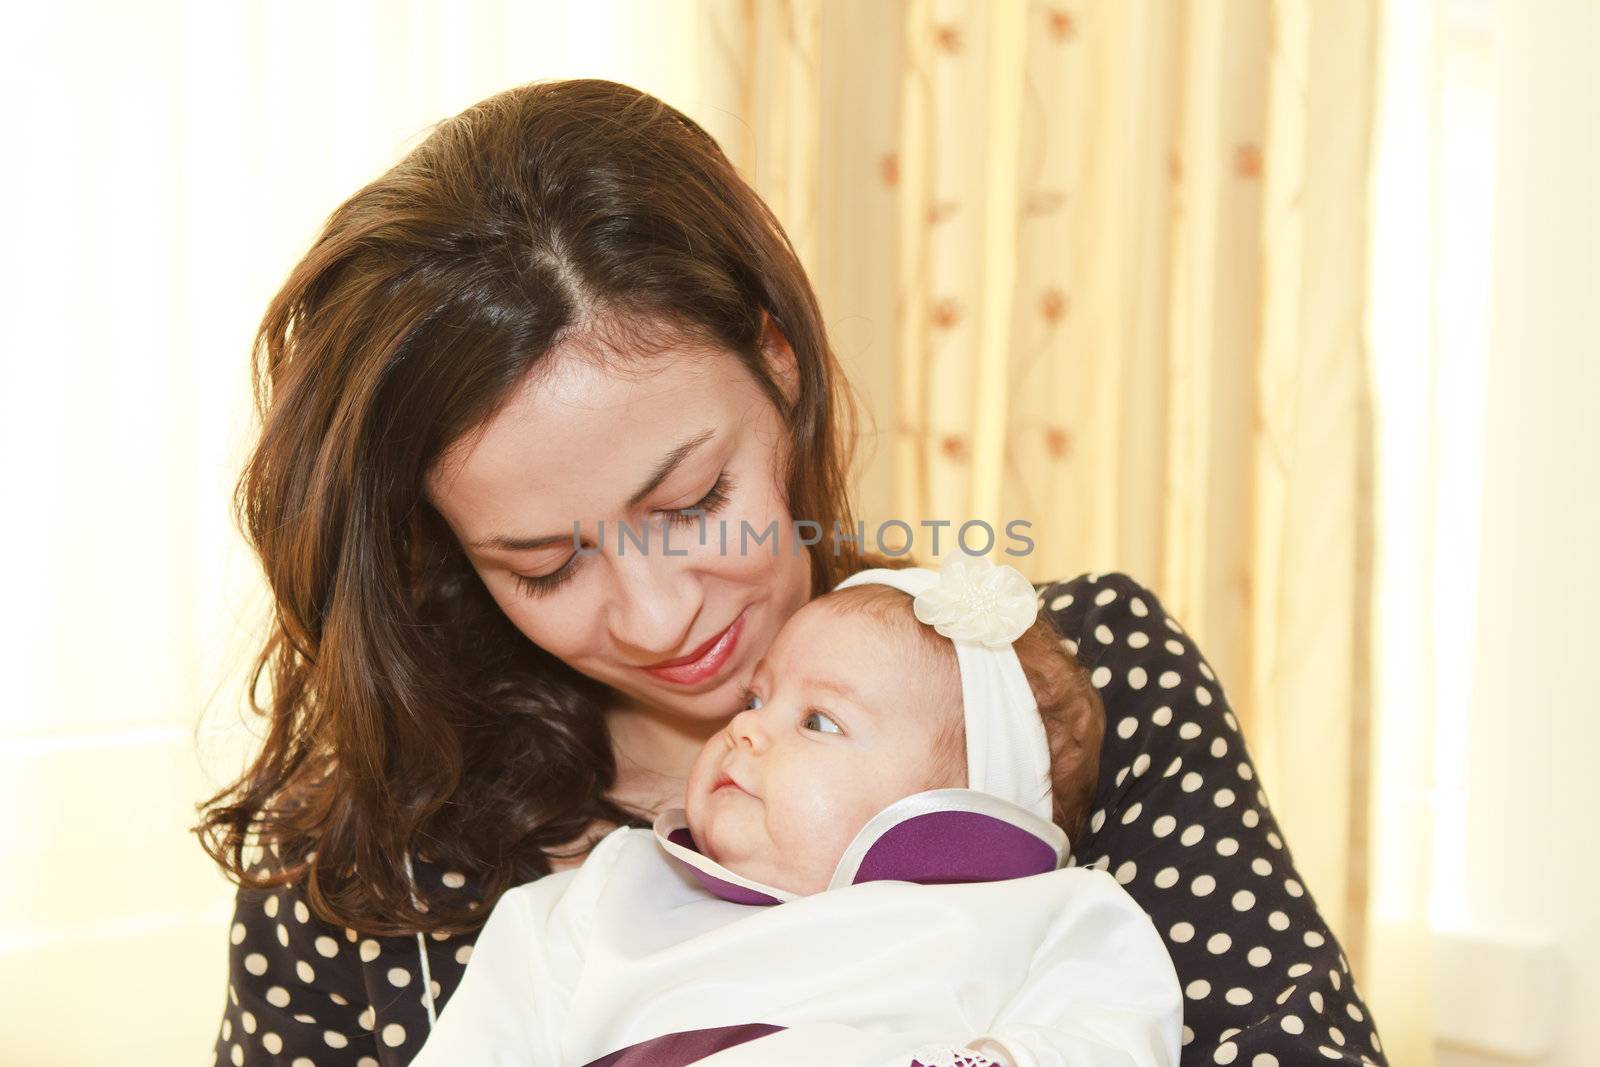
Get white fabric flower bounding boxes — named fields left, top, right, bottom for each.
left=911, top=554, right=1039, bottom=648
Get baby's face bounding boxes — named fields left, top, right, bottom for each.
left=683, top=598, right=964, bottom=895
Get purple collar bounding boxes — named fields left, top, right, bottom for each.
left=652, top=788, right=1068, bottom=906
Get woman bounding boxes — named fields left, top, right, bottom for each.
left=200, top=79, right=1387, bottom=1067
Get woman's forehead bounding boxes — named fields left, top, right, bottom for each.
left=426, top=347, right=756, bottom=531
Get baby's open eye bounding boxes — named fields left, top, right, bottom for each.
left=802, top=710, right=842, bottom=735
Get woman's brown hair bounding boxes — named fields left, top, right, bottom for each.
left=195, top=79, right=871, bottom=936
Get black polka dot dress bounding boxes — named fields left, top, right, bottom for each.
left=1037, top=572, right=1389, bottom=1065
left=212, top=858, right=482, bottom=1066
left=211, top=570, right=1388, bottom=1066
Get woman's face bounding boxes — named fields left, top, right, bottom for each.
left=424, top=322, right=814, bottom=724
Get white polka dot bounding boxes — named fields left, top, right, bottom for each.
left=1153, top=815, right=1177, bottom=837
left=387, top=966, right=411, bottom=987
left=1269, top=910, right=1290, bottom=931
left=1116, top=716, right=1138, bottom=738
left=1281, top=1015, right=1305, bottom=1035
left=293, top=1013, right=316, bottom=1024
left=1277, top=984, right=1297, bottom=1004
left=359, top=1007, right=375, bottom=1030
left=1091, top=666, right=1112, bottom=688
left=1233, top=889, right=1256, bottom=911
left=325, top=1031, right=349, bottom=1048
left=382, top=1023, right=407, bottom=1047
left=1166, top=615, right=1184, bottom=632
left=296, top=960, right=315, bottom=983
left=344, top=926, right=358, bottom=942
left=1120, top=802, right=1143, bottom=825
left=1214, top=788, right=1236, bottom=807
left=1127, top=667, right=1148, bottom=689
left=358, top=1059, right=379, bottom=1067
left=1226, top=987, right=1254, bottom=1006
left=1158, top=670, right=1181, bottom=689
left=1182, top=1026, right=1195, bottom=1046
left=1089, top=809, right=1106, bottom=833
left=1060, top=637, right=1079, bottom=654
left=1252, top=857, right=1273, bottom=876
left=1115, top=861, right=1137, bottom=885
left=264, top=896, right=279, bottom=919
left=1373, top=1031, right=1383, bottom=1054
left=1132, top=753, right=1151, bottom=776
left=1285, top=878, right=1305, bottom=898
left=1185, top=979, right=1212, bottom=1000
left=1263, top=831, right=1282, bottom=850
left=1329, top=1025, right=1345, bottom=1045
left=1330, top=969, right=1342, bottom=990
left=1211, top=737, right=1229, bottom=758
left=1238, top=762, right=1255, bottom=781
left=1128, top=631, right=1150, bottom=648
left=1310, top=990, right=1325, bottom=1013
left=1165, top=638, right=1186, bottom=655
left=1164, top=756, right=1184, bottom=777
left=266, top=986, right=290, bottom=1008
left=1181, top=772, right=1203, bottom=793
left=1252, top=1056, right=1278, bottom=1067
left=1180, top=824, right=1205, bottom=846
left=1242, top=808, right=1261, bottom=827
left=1095, top=587, right=1118, bottom=606
left=1196, top=686, right=1213, bottom=705
left=1094, top=624, right=1114, bottom=643
left=1207, top=932, right=1232, bottom=954
left=1092, top=855, right=1111, bottom=871
left=1146, top=705, right=1171, bottom=726
left=1114, top=766, right=1130, bottom=787
left=1248, top=946, right=1272, bottom=967
left=329, top=992, right=347, bottom=1006
left=1191, top=874, right=1216, bottom=896
left=1155, top=867, right=1180, bottom=889
left=230, top=923, right=246, bottom=945
left=222, top=1019, right=232, bottom=1041
left=1214, top=1042, right=1238, bottom=1064
left=276, top=924, right=289, bottom=948
left=1289, top=962, right=1313, bottom=978
left=1201, top=661, right=1216, bottom=681
left=1169, top=921, right=1195, bottom=943
left=359, top=939, right=381, bottom=963
left=442, top=871, right=466, bottom=889
left=293, top=1060, right=314, bottom=1067
left=1346, top=1003, right=1364, bottom=1022
left=1305, top=930, right=1326, bottom=948
left=1131, top=596, right=1149, bottom=617
left=1179, top=722, right=1202, bottom=740
left=314, top=936, right=339, bottom=958
left=294, top=901, right=310, bottom=923
left=1317, top=1048, right=1341, bottom=1061
left=230, top=1045, right=243, bottom=1066
left=244, top=954, right=268, bottom=976
left=430, top=980, right=442, bottom=999
left=263, top=1033, right=283, bottom=1054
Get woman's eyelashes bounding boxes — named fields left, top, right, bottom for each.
left=510, top=469, right=736, bottom=597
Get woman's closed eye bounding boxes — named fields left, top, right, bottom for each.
left=511, top=470, right=737, bottom=597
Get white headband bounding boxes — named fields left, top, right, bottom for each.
left=833, top=554, right=1054, bottom=824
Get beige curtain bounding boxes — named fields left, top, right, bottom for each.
left=700, top=1, right=1424, bottom=1061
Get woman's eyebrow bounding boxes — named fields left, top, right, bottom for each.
left=471, top=427, right=717, bottom=551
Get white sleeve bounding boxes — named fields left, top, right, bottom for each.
left=960, top=871, right=1184, bottom=1067
left=410, top=829, right=633, bottom=1067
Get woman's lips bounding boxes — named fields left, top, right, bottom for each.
left=642, top=608, right=747, bottom=686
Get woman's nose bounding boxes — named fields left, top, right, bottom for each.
left=605, top=546, right=704, bottom=661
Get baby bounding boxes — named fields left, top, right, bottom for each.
left=412, top=557, right=1183, bottom=1067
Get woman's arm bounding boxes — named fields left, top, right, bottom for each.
left=1039, top=571, right=1388, bottom=1065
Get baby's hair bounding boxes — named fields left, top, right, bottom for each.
left=821, top=580, right=1105, bottom=846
